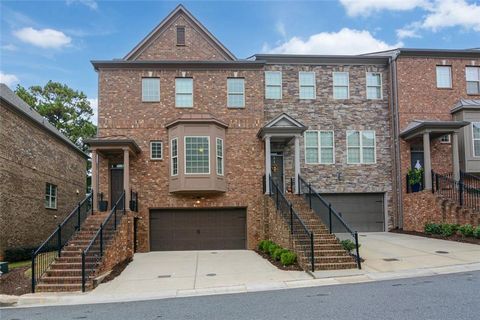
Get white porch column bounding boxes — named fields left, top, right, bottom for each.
left=294, top=135, right=300, bottom=194
left=265, top=135, right=271, bottom=194
left=452, top=132, right=460, bottom=181
left=123, top=148, right=130, bottom=210
left=91, top=149, right=98, bottom=211
left=423, top=132, right=432, bottom=190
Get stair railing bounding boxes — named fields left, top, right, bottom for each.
left=433, top=170, right=480, bottom=212
left=81, top=190, right=126, bottom=292
left=298, top=175, right=361, bottom=269
left=31, top=191, right=93, bottom=292
left=268, top=175, right=315, bottom=272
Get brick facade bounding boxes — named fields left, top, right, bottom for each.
left=0, top=98, right=86, bottom=260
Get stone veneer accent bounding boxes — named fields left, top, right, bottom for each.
left=0, top=101, right=86, bottom=260
left=264, top=64, right=395, bottom=229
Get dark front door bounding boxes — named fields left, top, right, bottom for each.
left=410, top=145, right=424, bottom=169
left=149, top=208, right=247, bottom=251
left=271, top=153, right=284, bottom=192
left=110, top=167, right=124, bottom=210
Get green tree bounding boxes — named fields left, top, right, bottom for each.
left=15, top=81, right=96, bottom=152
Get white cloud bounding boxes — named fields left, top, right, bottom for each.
left=66, top=0, right=98, bottom=10
left=0, top=72, right=19, bottom=88
left=263, top=28, right=402, bottom=55
left=421, top=0, right=480, bottom=31
left=88, top=98, right=98, bottom=125
left=339, top=0, right=428, bottom=17
left=275, top=21, right=287, bottom=38
left=1, top=44, right=18, bottom=51
left=396, top=23, right=422, bottom=39
left=13, top=27, right=72, bottom=49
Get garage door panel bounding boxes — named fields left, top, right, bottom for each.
left=149, top=208, right=246, bottom=251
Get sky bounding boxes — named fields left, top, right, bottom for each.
left=1, top=0, right=480, bottom=122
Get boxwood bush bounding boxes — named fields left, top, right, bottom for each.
left=459, top=224, right=474, bottom=237
left=474, top=226, right=480, bottom=239
left=273, top=248, right=288, bottom=261
left=280, top=251, right=297, bottom=266
left=424, top=223, right=441, bottom=235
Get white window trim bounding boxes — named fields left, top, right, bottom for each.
left=171, top=138, right=178, bottom=176
left=436, top=66, right=452, bottom=89
left=175, top=78, right=194, bottom=108
left=227, top=78, right=245, bottom=108
left=304, top=130, right=335, bottom=165
left=466, top=66, right=480, bottom=95
left=216, top=138, right=224, bottom=176
left=265, top=71, right=282, bottom=100
left=333, top=71, right=350, bottom=100
left=141, top=78, right=160, bottom=102
left=346, top=130, right=377, bottom=164
left=299, top=71, right=316, bottom=100
left=472, top=123, right=480, bottom=158
left=150, top=141, right=163, bottom=160
left=45, top=183, right=57, bottom=209
left=440, top=134, right=451, bottom=144
left=184, top=136, right=210, bottom=175
left=366, top=72, right=383, bottom=100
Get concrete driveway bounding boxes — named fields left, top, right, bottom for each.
left=92, top=250, right=311, bottom=296
left=360, top=232, right=480, bottom=272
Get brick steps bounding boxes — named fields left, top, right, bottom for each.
left=35, top=283, right=92, bottom=292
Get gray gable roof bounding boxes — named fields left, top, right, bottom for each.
left=0, top=83, right=88, bottom=159
left=451, top=99, right=480, bottom=114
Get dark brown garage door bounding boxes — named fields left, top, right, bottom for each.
left=321, top=193, right=385, bottom=232
left=149, top=208, right=246, bottom=251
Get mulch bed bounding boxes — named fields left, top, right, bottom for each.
left=0, top=266, right=30, bottom=296
left=391, top=229, right=480, bottom=245
left=254, top=250, right=303, bottom=271
left=101, top=257, right=132, bottom=283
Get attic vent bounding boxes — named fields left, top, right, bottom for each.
left=176, top=26, right=185, bottom=46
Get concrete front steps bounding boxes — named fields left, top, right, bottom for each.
left=35, top=212, right=115, bottom=292
left=285, top=194, right=358, bottom=271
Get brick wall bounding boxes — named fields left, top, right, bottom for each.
left=0, top=102, right=86, bottom=260
left=263, top=196, right=294, bottom=251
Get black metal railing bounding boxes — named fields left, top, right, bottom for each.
left=268, top=175, right=315, bottom=272
left=433, top=171, right=480, bottom=212
left=297, top=175, right=361, bottom=269
left=130, top=190, right=138, bottom=212
left=31, top=192, right=93, bottom=292
left=81, top=190, right=126, bottom=292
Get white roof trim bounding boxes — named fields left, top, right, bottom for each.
left=265, top=113, right=306, bottom=129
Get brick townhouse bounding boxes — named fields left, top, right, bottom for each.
left=0, top=84, right=87, bottom=260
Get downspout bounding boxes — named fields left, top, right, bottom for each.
left=390, top=51, right=403, bottom=229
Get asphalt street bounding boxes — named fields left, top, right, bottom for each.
left=2, top=271, right=479, bottom=320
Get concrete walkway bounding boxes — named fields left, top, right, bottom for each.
left=4, top=233, right=480, bottom=308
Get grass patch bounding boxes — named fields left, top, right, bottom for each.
left=8, top=260, right=31, bottom=270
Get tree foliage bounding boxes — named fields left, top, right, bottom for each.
left=15, top=81, right=96, bottom=152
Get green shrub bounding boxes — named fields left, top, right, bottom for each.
left=280, top=251, right=297, bottom=266
left=258, top=240, right=269, bottom=252
left=273, top=248, right=288, bottom=261
left=439, top=224, right=456, bottom=237
left=267, top=243, right=280, bottom=256
left=424, top=223, right=441, bottom=235
left=340, top=239, right=360, bottom=252
left=473, top=226, right=480, bottom=239
left=459, top=224, right=475, bottom=237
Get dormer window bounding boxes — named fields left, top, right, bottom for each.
left=176, top=26, right=186, bottom=46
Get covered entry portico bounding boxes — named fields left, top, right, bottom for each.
left=258, top=113, right=307, bottom=194
left=86, top=137, right=141, bottom=211
left=400, top=120, right=469, bottom=188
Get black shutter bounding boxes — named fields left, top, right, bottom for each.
left=176, top=26, right=185, bottom=46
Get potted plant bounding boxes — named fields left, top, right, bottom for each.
left=408, top=168, right=424, bottom=192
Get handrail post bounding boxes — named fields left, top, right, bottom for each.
left=114, top=206, right=117, bottom=230
left=91, top=190, right=94, bottom=215
left=308, top=183, right=312, bottom=209
left=100, top=224, right=104, bottom=256
left=81, top=250, right=86, bottom=292
left=31, top=250, right=35, bottom=293
left=328, top=204, right=332, bottom=233
left=290, top=177, right=293, bottom=194
left=459, top=180, right=464, bottom=206
left=123, top=190, right=126, bottom=214
left=57, top=225, right=62, bottom=257
left=269, top=175, right=272, bottom=197
left=289, top=204, right=293, bottom=234
left=431, top=170, right=435, bottom=194
left=310, top=232, right=315, bottom=272
left=76, top=201, right=81, bottom=230
left=354, top=231, right=361, bottom=270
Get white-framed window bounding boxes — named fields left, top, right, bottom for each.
left=466, top=66, right=480, bottom=95
left=171, top=138, right=178, bottom=176
left=347, top=130, right=376, bottom=164
left=265, top=71, right=282, bottom=99
left=299, top=71, right=316, bottom=99
left=150, top=141, right=163, bottom=160
left=366, top=72, right=382, bottom=99
left=216, top=138, right=224, bottom=175
left=440, top=134, right=451, bottom=144
left=175, top=78, right=193, bottom=107
left=436, top=66, right=452, bottom=88
left=141, top=78, right=160, bottom=102
left=185, top=136, right=210, bottom=174
left=45, top=183, right=57, bottom=209
left=304, top=130, right=334, bottom=164
left=227, top=78, right=245, bottom=108
left=333, top=72, right=349, bottom=99
left=472, top=123, right=480, bottom=157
